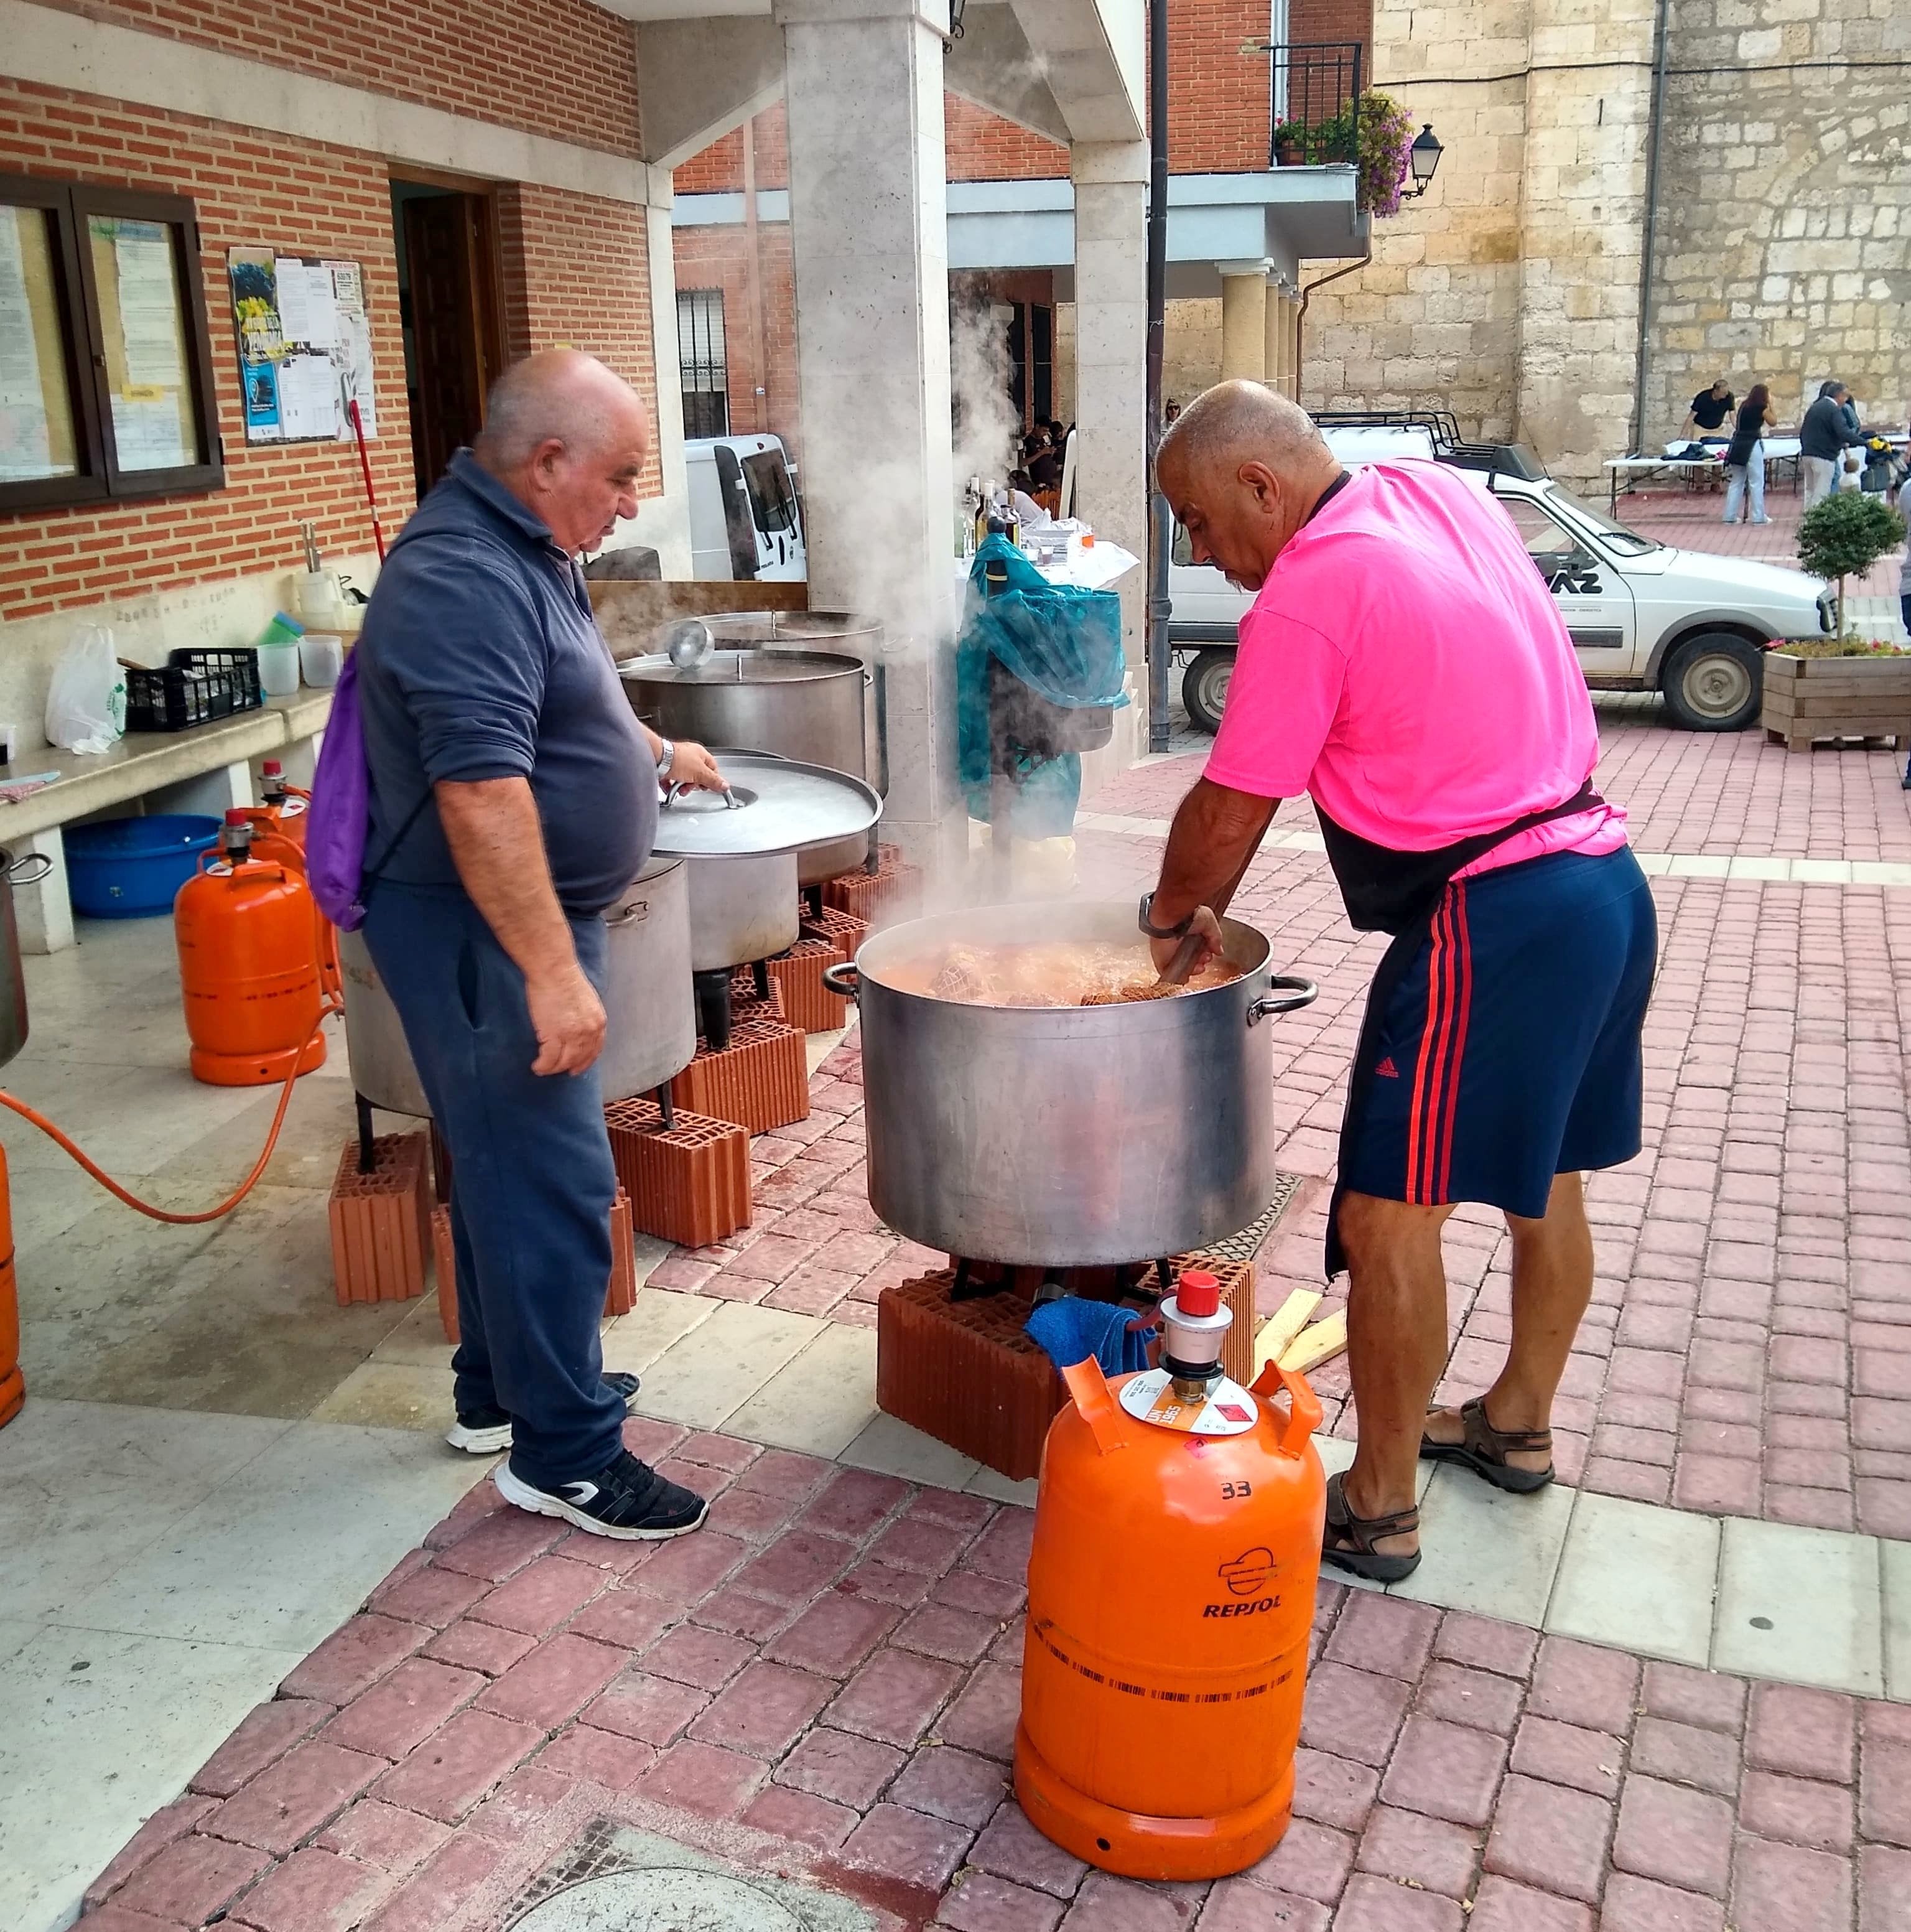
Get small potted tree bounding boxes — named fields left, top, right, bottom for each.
left=1273, top=119, right=1308, bottom=166
left=1761, top=492, right=1911, bottom=752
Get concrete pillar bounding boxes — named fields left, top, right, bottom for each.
left=1070, top=140, right=1149, bottom=697
left=14, top=828, right=72, bottom=955
left=1266, top=287, right=1293, bottom=398
left=778, top=0, right=961, bottom=874
left=1218, top=265, right=1269, bottom=383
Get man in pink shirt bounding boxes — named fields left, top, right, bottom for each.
left=1143, top=383, right=1655, bottom=1582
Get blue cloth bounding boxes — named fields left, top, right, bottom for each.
left=1342, top=847, right=1656, bottom=1223
left=355, top=449, right=657, bottom=916
left=1025, top=1298, right=1157, bottom=1378
left=957, top=537, right=1127, bottom=838
left=364, top=880, right=625, bottom=1489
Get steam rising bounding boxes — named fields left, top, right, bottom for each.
left=951, top=295, right=1021, bottom=500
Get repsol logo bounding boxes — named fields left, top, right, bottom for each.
left=1202, top=1596, right=1280, bottom=1619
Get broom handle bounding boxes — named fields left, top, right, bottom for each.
left=346, top=397, right=386, bottom=562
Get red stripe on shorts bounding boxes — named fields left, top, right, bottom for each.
left=1405, top=894, right=1453, bottom=1203
left=1433, top=882, right=1474, bottom=1200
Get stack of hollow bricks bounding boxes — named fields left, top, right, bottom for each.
left=80, top=1445, right=1910, bottom=1932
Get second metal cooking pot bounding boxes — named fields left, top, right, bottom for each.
left=684, top=853, right=800, bottom=971
left=825, top=901, right=1317, bottom=1267
left=338, top=856, right=698, bottom=1113
left=620, top=646, right=875, bottom=882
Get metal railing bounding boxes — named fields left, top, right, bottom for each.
left=1268, top=42, right=1364, bottom=167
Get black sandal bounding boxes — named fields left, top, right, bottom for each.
left=1419, top=1395, right=1555, bottom=1494
left=1321, top=1470, right=1421, bottom=1584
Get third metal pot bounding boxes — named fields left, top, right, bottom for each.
left=825, top=900, right=1317, bottom=1268
left=684, top=852, right=800, bottom=973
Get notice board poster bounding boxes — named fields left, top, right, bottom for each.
left=228, top=248, right=377, bottom=446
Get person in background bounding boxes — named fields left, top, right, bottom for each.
left=356, top=350, right=727, bottom=1542
left=1723, top=383, right=1775, bottom=525
left=1802, top=380, right=1866, bottom=507
left=1838, top=390, right=1866, bottom=491
left=1681, top=378, right=1736, bottom=440
left=1165, top=399, right=1183, bottom=426
left=1026, top=431, right=1062, bottom=508
left=1008, top=469, right=1051, bottom=530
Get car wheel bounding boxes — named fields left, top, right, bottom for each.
left=1181, top=649, right=1234, bottom=734
left=1660, top=632, right=1764, bottom=731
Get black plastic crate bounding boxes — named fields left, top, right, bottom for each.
left=125, top=647, right=263, bottom=733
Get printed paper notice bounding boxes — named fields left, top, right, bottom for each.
left=274, top=258, right=337, bottom=348
left=113, top=393, right=191, bottom=472
left=0, top=208, right=54, bottom=480
left=230, top=248, right=374, bottom=445
left=115, top=225, right=185, bottom=389
left=278, top=353, right=339, bottom=439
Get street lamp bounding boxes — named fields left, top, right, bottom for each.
left=949, top=0, right=965, bottom=37
left=1409, top=124, right=1444, bottom=196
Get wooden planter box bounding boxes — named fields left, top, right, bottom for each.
left=1760, top=650, right=1911, bottom=752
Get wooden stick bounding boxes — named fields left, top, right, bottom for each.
left=1252, top=1289, right=1322, bottom=1376
left=1279, top=1309, right=1348, bottom=1376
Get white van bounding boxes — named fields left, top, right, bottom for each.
left=685, top=433, right=807, bottom=582
left=1169, top=414, right=1835, bottom=734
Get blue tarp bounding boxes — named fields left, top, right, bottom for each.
left=956, top=537, right=1128, bottom=838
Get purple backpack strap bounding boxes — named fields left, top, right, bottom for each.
left=305, top=650, right=373, bottom=930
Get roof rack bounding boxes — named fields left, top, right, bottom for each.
left=1313, top=409, right=1549, bottom=483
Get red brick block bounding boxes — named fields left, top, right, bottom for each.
left=1300, top=1662, right=1413, bottom=1768
left=1467, top=1876, right=1594, bottom=1932
left=371, top=1563, right=490, bottom=1633
left=824, top=1646, right=962, bottom=1749
left=669, top=1013, right=811, bottom=1134
left=226, top=1845, right=391, bottom=1932
left=1509, top=1716, right=1626, bottom=1798
left=533, top=1722, right=658, bottom=1790
left=840, top=1800, right=974, bottom=1892
left=939, top=1869, right=1066, bottom=1932
left=1353, top=1804, right=1479, bottom=1899
left=1730, top=1833, right=1853, bottom=1932
left=433, top=1190, right=639, bottom=1342
left=371, top=1709, right=543, bottom=1823
left=322, top=1659, right=484, bottom=1762
left=605, top=1095, right=752, bottom=1249
left=476, top=1633, right=626, bottom=1729
left=191, top=1699, right=332, bottom=1798
left=935, top=1662, right=1021, bottom=1763
left=84, top=1793, right=217, bottom=1909
left=1377, top=1717, right=1509, bottom=1829
left=644, top=1622, right=757, bottom=1691
left=328, top=1133, right=430, bottom=1306
left=1596, top=1873, right=1726, bottom=1932
left=967, top=1798, right=1083, bottom=1897
left=280, top=1615, right=430, bottom=1707
left=740, top=1782, right=858, bottom=1852
left=110, top=1834, right=271, bottom=1926
left=431, top=1509, right=565, bottom=1585
left=1613, top=1775, right=1734, bottom=1898
left=1746, top=1681, right=1857, bottom=1783
left=690, top=1658, right=835, bottom=1758
left=468, top=1554, right=604, bottom=1636
left=586, top=1671, right=710, bottom=1747
left=822, top=844, right=924, bottom=930
left=638, top=1737, right=768, bottom=1818
left=565, top=1589, right=677, bottom=1653
left=768, top=938, right=851, bottom=1032
left=203, top=1738, right=386, bottom=1855
left=801, top=903, right=868, bottom=961
left=1482, top=1773, right=1613, bottom=1903
left=314, top=1799, right=451, bottom=1875
left=1325, top=1592, right=1440, bottom=1681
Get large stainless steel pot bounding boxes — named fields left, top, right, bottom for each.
left=0, top=849, right=52, bottom=1071
left=826, top=901, right=1318, bottom=1267
left=620, top=643, right=876, bottom=882
left=684, top=853, right=800, bottom=972
left=338, top=856, right=698, bottom=1113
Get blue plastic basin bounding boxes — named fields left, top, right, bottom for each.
left=65, top=813, right=220, bottom=918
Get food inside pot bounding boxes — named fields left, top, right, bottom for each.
left=894, top=940, right=1245, bottom=1007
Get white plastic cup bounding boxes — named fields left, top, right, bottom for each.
left=299, top=633, right=343, bottom=688
left=258, top=640, right=302, bottom=697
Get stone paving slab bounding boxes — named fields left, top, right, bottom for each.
left=78, top=1429, right=1911, bottom=1932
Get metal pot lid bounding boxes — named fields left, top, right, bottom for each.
left=651, top=754, right=881, bottom=859
left=619, top=650, right=862, bottom=686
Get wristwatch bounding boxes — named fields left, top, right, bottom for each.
left=1138, top=891, right=1193, bottom=940
left=655, top=737, right=676, bottom=780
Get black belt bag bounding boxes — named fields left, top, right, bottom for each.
left=1316, top=778, right=1605, bottom=936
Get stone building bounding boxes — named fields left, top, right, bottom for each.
left=1302, top=0, right=1910, bottom=482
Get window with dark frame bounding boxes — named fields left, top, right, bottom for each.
left=0, top=174, right=224, bottom=513
left=677, top=287, right=729, bottom=441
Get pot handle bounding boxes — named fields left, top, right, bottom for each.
left=821, top=959, right=858, bottom=1001
left=6, top=852, right=53, bottom=887
left=1247, top=975, right=1318, bottom=1025
left=605, top=897, right=648, bottom=928
left=1250, top=1356, right=1324, bottom=1459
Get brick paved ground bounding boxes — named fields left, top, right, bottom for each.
left=78, top=1435, right=1911, bottom=1932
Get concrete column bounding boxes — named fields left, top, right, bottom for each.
left=1218, top=265, right=1269, bottom=383
left=14, top=828, right=72, bottom=955
left=1070, top=140, right=1149, bottom=706
left=1266, top=287, right=1293, bottom=398
left=778, top=0, right=962, bottom=874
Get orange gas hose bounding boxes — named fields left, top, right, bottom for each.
left=0, top=999, right=342, bottom=1225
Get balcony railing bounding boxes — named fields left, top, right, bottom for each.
left=1268, top=42, right=1364, bottom=168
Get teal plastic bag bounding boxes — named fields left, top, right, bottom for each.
left=957, top=538, right=1127, bottom=836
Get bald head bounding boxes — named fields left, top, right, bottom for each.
left=1155, top=381, right=1340, bottom=592
left=473, top=350, right=649, bottom=554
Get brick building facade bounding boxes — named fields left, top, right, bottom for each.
left=0, top=0, right=669, bottom=747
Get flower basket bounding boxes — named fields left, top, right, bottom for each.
left=1760, top=647, right=1911, bottom=753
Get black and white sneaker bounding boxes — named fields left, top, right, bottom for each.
left=444, top=1371, right=641, bottom=1455
left=493, top=1449, right=708, bottom=1541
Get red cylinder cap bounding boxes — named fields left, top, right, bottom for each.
left=262, top=760, right=282, bottom=775
left=1175, top=1270, right=1221, bottom=1318
left=224, top=808, right=251, bottom=826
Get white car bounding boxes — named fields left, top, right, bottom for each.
left=1169, top=417, right=1836, bottom=734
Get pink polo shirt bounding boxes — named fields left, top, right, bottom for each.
left=1206, top=461, right=1627, bottom=875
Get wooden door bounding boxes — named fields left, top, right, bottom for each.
left=402, top=192, right=502, bottom=495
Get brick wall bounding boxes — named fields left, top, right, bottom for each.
left=671, top=223, right=801, bottom=456
left=945, top=96, right=1064, bottom=179
left=496, top=183, right=663, bottom=496
left=0, top=77, right=417, bottom=623
left=674, top=108, right=789, bottom=195
left=0, top=78, right=662, bottom=622
left=1165, top=1, right=1273, bottom=174
left=35, top=0, right=641, bottom=157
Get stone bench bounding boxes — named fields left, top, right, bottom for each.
left=0, top=691, right=333, bottom=953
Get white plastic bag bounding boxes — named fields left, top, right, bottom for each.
left=45, top=624, right=128, bottom=755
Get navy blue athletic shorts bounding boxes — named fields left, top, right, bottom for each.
left=1339, top=846, right=1657, bottom=1220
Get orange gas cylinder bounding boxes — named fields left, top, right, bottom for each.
left=175, top=811, right=327, bottom=1086
left=1015, top=1271, right=1326, bottom=1882
left=234, top=796, right=339, bottom=999
left=0, top=1144, right=19, bottom=1429
left=260, top=760, right=309, bottom=848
